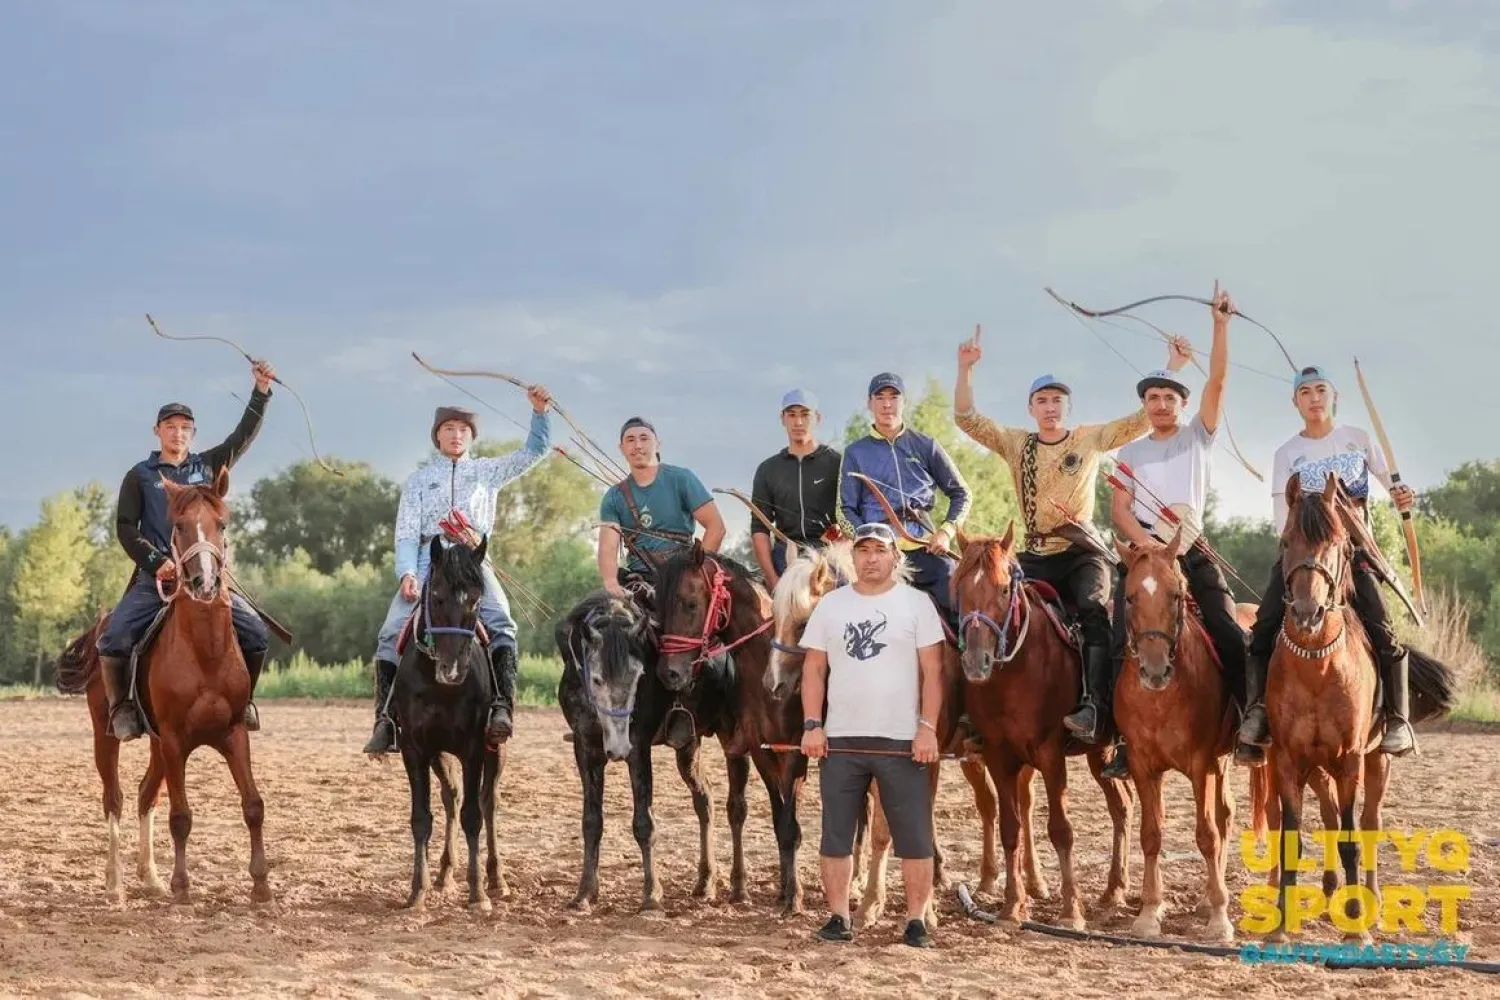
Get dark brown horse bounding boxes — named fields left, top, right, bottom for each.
left=55, top=468, right=269, bottom=903
left=1112, top=531, right=1257, bottom=942
left=953, top=523, right=1133, bottom=929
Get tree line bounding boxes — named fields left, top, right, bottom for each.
left=1, top=378, right=1494, bottom=693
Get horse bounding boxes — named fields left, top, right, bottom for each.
left=52, top=468, right=269, bottom=903
left=1111, top=529, right=1259, bottom=942
left=764, top=536, right=1002, bottom=928
left=388, top=534, right=507, bottom=911
left=1250, top=472, right=1457, bottom=942
left=555, top=588, right=680, bottom=912
left=952, top=522, right=1134, bottom=929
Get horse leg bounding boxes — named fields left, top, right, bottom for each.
left=725, top=751, right=750, bottom=905
left=748, top=749, right=793, bottom=910
left=484, top=745, right=508, bottom=898
left=628, top=736, right=663, bottom=913
left=849, top=782, right=869, bottom=900
left=161, top=738, right=195, bottom=904
left=1194, top=763, right=1233, bottom=943
left=673, top=740, right=717, bottom=901
left=433, top=756, right=459, bottom=892
left=218, top=725, right=271, bottom=903
left=1267, top=748, right=1305, bottom=943
left=91, top=689, right=127, bottom=904
left=1017, top=764, right=1051, bottom=900
left=1088, top=749, right=1132, bottom=913
left=1040, top=750, right=1085, bottom=930
left=460, top=749, right=488, bottom=912
left=1360, top=750, right=1389, bottom=905
left=401, top=748, right=434, bottom=909
left=927, top=761, right=947, bottom=890
left=568, top=737, right=605, bottom=912
left=1312, top=768, right=1341, bottom=897
left=854, top=781, right=891, bottom=928
left=134, top=741, right=166, bottom=897
left=1215, top=756, right=1234, bottom=884
left=1129, top=769, right=1166, bottom=937
left=987, top=752, right=1027, bottom=925
left=960, top=756, right=1000, bottom=896
left=1332, top=759, right=1368, bottom=944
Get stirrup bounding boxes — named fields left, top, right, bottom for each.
left=243, top=702, right=260, bottom=732
left=109, top=702, right=145, bottom=742
left=1379, top=716, right=1418, bottom=757
left=1233, top=743, right=1266, bottom=767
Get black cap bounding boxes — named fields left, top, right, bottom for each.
left=156, top=403, right=195, bottom=424
left=620, top=416, right=656, bottom=439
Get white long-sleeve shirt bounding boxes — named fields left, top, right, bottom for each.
left=393, top=411, right=550, bottom=580
left=1270, top=425, right=1393, bottom=535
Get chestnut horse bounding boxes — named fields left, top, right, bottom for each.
left=1252, top=472, right=1457, bottom=941
left=764, top=537, right=1005, bottom=929
left=1111, top=530, right=1259, bottom=942
left=953, top=523, right=1133, bottom=929
left=55, top=468, right=269, bottom=903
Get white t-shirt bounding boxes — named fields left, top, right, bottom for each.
left=1271, top=425, right=1393, bottom=535
left=800, top=581, right=945, bottom=741
left=1116, top=414, right=1217, bottom=529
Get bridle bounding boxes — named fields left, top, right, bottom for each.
left=414, top=566, right=481, bottom=661
left=1121, top=559, right=1187, bottom=665
left=158, top=515, right=228, bottom=605
left=1279, top=536, right=1350, bottom=658
left=567, top=609, right=637, bottom=721
left=958, top=560, right=1031, bottom=663
left=658, top=557, right=773, bottom=668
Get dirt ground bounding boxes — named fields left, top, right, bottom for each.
left=0, top=699, right=1496, bottom=999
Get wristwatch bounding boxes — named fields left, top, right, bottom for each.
left=803, top=718, right=823, bottom=732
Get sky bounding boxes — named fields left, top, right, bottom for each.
left=3, top=0, right=1497, bottom=544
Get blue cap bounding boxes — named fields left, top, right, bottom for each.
left=868, top=372, right=905, bottom=396
left=1136, top=368, right=1190, bottom=400
left=1028, top=373, right=1071, bottom=397
left=780, top=389, right=819, bottom=412
left=1293, top=366, right=1335, bottom=394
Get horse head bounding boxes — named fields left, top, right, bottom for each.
left=1114, top=525, right=1188, bottom=690
left=569, top=594, right=654, bottom=760
left=656, top=541, right=764, bottom=693
left=952, top=521, right=1024, bottom=682
left=159, top=466, right=232, bottom=603
left=1281, top=472, right=1353, bottom=637
left=420, top=533, right=488, bottom=686
left=765, top=541, right=850, bottom=702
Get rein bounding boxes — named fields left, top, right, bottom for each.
left=156, top=534, right=229, bottom=605
left=1123, top=562, right=1187, bottom=665
left=959, top=561, right=1031, bottom=663
left=1280, top=538, right=1350, bottom=658
left=658, top=557, right=774, bottom=667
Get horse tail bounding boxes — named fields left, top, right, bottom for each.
left=1407, top=647, right=1460, bottom=723
left=55, top=611, right=109, bottom=695
left=1248, top=762, right=1270, bottom=847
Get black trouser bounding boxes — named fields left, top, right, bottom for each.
left=905, top=547, right=958, bottom=634
left=1018, top=546, right=1112, bottom=648
left=1247, top=552, right=1406, bottom=666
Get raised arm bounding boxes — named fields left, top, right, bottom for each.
left=200, top=384, right=271, bottom=474
left=1198, top=284, right=1231, bottom=435
left=476, top=408, right=552, bottom=488
left=952, top=326, right=1017, bottom=461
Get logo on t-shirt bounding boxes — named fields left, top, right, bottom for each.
left=843, top=613, right=888, bottom=661
left=638, top=505, right=654, bottom=528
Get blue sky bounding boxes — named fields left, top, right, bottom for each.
left=3, top=0, right=1496, bottom=543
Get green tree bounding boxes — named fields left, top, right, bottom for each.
left=236, top=457, right=399, bottom=574
left=1419, top=460, right=1500, bottom=535
left=10, top=493, right=92, bottom=684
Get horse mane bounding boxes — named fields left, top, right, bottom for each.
left=953, top=533, right=1014, bottom=595
left=1291, top=491, right=1347, bottom=548
left=656, top=547, right=759, bottom=610
left=431, top=541, right=488, bottom=595
left=166, top=483, right=229, bottom=522
left=772, top=558, right=823, bottom=625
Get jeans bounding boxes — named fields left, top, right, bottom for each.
left=97, top=576, right=269, bottom=658
left=374, top=562, right=516, bottom=663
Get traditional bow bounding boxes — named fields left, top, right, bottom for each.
left=1353, top=357, right=1426, bottom=618
left=146, top=314, right=343, bottom=476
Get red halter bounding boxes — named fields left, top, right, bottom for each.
left=658, top=558, right=773, bottom=667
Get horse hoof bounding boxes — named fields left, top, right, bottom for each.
left=1027, top=879, right=1053, bottom=901
left=1061, top=913, right=1087, bottom=932
left=1204, top=916, right=1235, bottom=944
left=1130, top=915, right=1162, bottom=938
left=567, top=896, right=592, bottom=914
left=1344, top=930, right=1373, bottom=947
left=1265, top=929, right=1289, bottom=945
left=488, top=880, right=511, bottom=899
left=251, top=882, right=273, bottom=905
left=1096, top=889, right=1126, bottom=913
left=999, top=908, right=1025, bottom=927
left=403, top=894, right=426, bottom=910
left=469, top=898, right=492, bottom=914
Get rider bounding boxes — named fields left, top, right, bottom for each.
left=836, top=372, right=970, bottom=634
left=1235, top=366, right=1419, bottom=764
left=97, top=358, right=278, bottom=741
left=1105, top=286, right=1243, bottom=778
left=363, top=388, right=553, bottom=755
left=750, top=389, right=842, bottom=591
left=598, top=416, right=726, bottom=604
left=954, top=329, right=1191, bottom=744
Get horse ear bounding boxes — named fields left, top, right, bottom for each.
left=785, top=538, right=799, bottom=566
left=1321, top=470, right=1340, bottom=501
left=475, top=533, right=488, bottom=562
left=812, top=563, right=833, bottom=597
left=954, top=525, right=969, bottom=555
left=1114, top=537, right=1133, bottom=564
left=691, top=537, right=704, bottom=564
left=1284, top=473, right=1302, bottom=508
left=999, top=520, right=1015, bottom=551
left=1164, top=522, right=1185, bottom=560
left=213, top=465, right=230, bottom=498
left=429, top=535, right=443, bottom=568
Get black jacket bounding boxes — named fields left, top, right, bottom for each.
left=749, top=444, right=842, bottom=543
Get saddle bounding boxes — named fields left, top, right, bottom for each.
left=395, top=607, right=489, bottom=657
left=1020, top=578, right=1082, bottom=650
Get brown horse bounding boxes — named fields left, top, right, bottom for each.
left=953, top=523, right=1133, bottom=929
left=1251, top=472, right=1457, bottom=941
left=1112, top=530, right=1257, bottom=942
left=763, top=537, right=1003, bottom=929
left=55, top=468, right=269, bottom=904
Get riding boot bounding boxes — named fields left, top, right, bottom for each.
left=1378, top=649, right=1418, bottom=757
left=242, top=647, right=266, bottom=732
left=1063, top=644, right=1108, bottom=743
left=487, top=645, right=518, bottom=743
left=1235, top=651, right=1270, bottom=766
left=363, top=658, right=399, bottom=754
left=100, top=653, right=146, bottom=742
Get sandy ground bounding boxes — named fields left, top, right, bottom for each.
left=0, top=699, right=1496, bottom=999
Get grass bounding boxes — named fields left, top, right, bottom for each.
left=1450, top=685, right=1500, bottom=724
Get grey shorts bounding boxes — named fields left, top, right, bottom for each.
left=818, top=736, right=934, bottom=860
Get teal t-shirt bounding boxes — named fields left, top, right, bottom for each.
left=600, top=464, right=712, bottom=570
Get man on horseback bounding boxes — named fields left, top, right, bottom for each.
left=836, top=373, right=970, bottom=634
left=1235, top=366, right=1419, bottom=764
left=750, top=389, right=842, bottom=590
left=97, top=360, right=278, bottom=741
left=363, top=388, right=553, bottom=754
left=1106, top=285, right=1244, bottom=778
left=954, top=329, right=1191, bottom=745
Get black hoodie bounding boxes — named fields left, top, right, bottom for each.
left=749, top=443, right=842, bottom=543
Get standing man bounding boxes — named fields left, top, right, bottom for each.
left=598, top=416, right=726, bottom=604
left=799, top=521, right=943, bottom=949
left=837, top=373, right=970, bottom=633
left=954, top=330, right=1191, bottom=744
left=363, top=388, right=553, bottom=755
left=1106, top=285, right=1245, bottom=778
left=750, top=389, right=842, bottom=591
left=1235, top=366, right=1419, bottom=764
left=97, top=358, right=278, bottom=741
